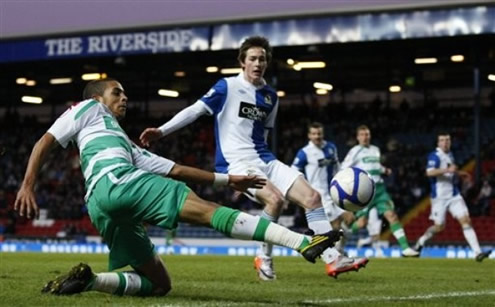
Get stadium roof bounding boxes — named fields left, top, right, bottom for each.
left=1, top=1, right=495, bottom=109
left=1, top=0, right=492, bottom=39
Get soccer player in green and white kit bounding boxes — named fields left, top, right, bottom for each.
left=341, top=125, right=418, bottom=257
left=14, top=78, right=342, bottom=297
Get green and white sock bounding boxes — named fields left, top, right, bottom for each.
left=351, top=221, right=360, bottom=234
left=211, top=207, right=310, bottom=251
left=390, top=222, right=410, bottom=250
left=88, top=272, right=153, bottom=296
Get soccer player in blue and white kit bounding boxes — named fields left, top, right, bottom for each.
left=414, top=132, right=491, bottom=261
left=292, top=122, right=367, bottom=277
left=140, top=36, right=368, bottom=280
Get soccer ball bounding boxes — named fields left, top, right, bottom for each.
left=330, top=167, right=375, bottom=212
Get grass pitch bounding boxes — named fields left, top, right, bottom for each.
left=0, top=253, right=494, bottom=306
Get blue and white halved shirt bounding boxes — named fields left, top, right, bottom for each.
left=199, top=73, right=279, bottom=173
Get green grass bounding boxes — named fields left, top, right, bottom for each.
left=0, top=253, right=494, bottom=306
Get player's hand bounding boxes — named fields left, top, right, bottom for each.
left=139, top=128, right=163, bottom=147
left=228, top=175, right=266, bottom=192
left=446, top=165, right=458, bottom=173
left=14, top=185, right=39, bottom=219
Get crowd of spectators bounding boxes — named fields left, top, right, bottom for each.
left=1, top=99, right=494, bottom=236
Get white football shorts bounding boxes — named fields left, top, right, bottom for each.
left=429, top=195, right=469, bottom=225
left=228, top=159, right=302, bottom=203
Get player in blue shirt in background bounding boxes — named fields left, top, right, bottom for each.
left=414, top=131, right=491, bottom=261
left=292, top=123, right=366, bottom=276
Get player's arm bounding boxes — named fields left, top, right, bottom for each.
left=331, top=144, right=341, bottom=175
left=139, top=100, right=209, bottom=146
left=140, top=79, right=227, bottom=147
left=168, top=164, right=266, bottom=192
left=131, top=143, right=265, bottom=192
left=14, top=133, right=59, bottom=219
left=340, top=147, right=356, bottom=169
left=377, top=148, right=392, bottom=176
left=291, top=149, right=308, bottom=172
left=425, top=153, right=455, bottom=177
left=426, top=165, right=458, bottom=177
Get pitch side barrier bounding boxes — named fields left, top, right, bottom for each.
left=0, top=242, right=493, bottom=260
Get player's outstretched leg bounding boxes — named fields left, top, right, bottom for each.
left=210, top=207, right=343, bottom=263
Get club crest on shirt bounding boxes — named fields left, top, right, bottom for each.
left=238, top=102, right=269, bottom=122
left=264, top=94, right=272, bottom=105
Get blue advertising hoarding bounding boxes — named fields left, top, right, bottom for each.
left=1, top=242, right=493, bottom=259
left=0, top=27, right=210, bottom=62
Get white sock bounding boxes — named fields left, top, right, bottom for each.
left=418, top=226, right=436, bottom=247
left=258, top=210, right=278, bottom=257
left=322, top=247, right=341, bottom=264
left=306, top=207, right=332, bottom=234
left=90, top=272, right=151, bottom=296
left=462, top=226, right=481, bottom=254
left=306, top=207, right=340, bottom=264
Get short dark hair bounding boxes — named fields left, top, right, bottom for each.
left=237, top=36, right=272, bottom=64
left=437, top=131, right=450, bottom=138
left=308, top=122, right=324, bottom=131
left=82, top=78, right=117, bottom=100
left=356, top=124, right=370, bottom=134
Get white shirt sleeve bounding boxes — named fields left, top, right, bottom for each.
left=340, top=147, right=356, bottom=169
left=131, top=142, right=176, bottom=176
left=158, top=100, right=209, bottom=136
left=47, top=100, right=96, bottom=148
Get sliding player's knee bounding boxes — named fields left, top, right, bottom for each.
left=153, top=283, right=172, bottom=296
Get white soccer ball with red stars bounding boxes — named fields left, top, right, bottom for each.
left=330, top=167, right=375, bottom=212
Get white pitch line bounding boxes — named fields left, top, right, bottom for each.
left=303, top=290, right=495, bottom=304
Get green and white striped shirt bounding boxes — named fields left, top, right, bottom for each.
left=341, top=144, right=386, bottom=184
left=47, top=99, right=175, bottom=201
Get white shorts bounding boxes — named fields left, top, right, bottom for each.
left=367, top=207, right=382, bottom=236
left=228, top=159, right=302, bottom=203
left=320, top=192, right=346, bottom=222
left=430, top=195, right=469, bottom=225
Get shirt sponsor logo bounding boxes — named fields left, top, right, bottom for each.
left=362, top=156, right=379, bottom=163
left=238, top=102, right=269, bottom=121
left=318, top=158, right=335, bottom=167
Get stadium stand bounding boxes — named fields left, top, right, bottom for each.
left=1, top=101, right=494, bottom=245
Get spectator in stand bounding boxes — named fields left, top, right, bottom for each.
left=473, top=178, right=493, bottom=216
